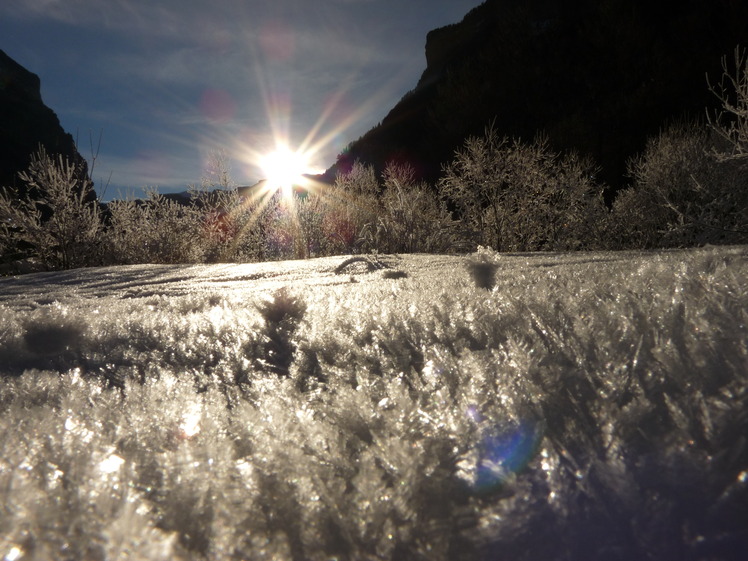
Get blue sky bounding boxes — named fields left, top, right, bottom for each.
left=1, top=0, right=483, bottom=199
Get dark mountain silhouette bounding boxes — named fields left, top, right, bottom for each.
left=326, top=0, right=748, bottom=191
left=0, top=49, right=90, bottom=197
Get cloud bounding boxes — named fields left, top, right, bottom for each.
left=93, top=150, right=200, bottom=197
left=6, top=0, right=205, bottom=37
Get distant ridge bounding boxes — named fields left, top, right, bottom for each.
left=0, top=49, right=89, bottom=195
left=328, top=0, right=748, bottom=190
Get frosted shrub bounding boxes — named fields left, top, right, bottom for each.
left=361, top=162, right=462, bottom=253
left=611, top=122, right=748, bottom=248
left=439, top=126, right=607, bottom=251
left=190, top=151, right=273, bottom=263
left=0, top=146, right=101, bottom=269
left=261, top=195, right=300, bottom=260
left=707, top=45, right=748, bottom=161
left=101, top=198, right=148, bottom=264
left=612, top=48, right=748, bottom=249
left=198, top=187, right=276, bottom=263
left=103, top=190, right=207, bottom=264
left=263, top=193, right=330, bottom=260
left=295, top=192, right=333, bottom=258
left=322, top=161, right=379, bottom=253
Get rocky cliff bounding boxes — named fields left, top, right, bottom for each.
left=329, top=0, right=748, bottom=191
left=0, top=49, right=88, bottom=194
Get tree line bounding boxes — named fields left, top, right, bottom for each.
left=1, top=48, right=746, bottom=272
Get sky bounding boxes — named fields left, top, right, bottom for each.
left=1, top=0, right=484, bottom=200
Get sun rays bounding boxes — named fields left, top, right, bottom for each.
left=258, top=144, right=313, bottom=198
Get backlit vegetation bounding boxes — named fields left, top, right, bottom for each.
left=2, top=46, right=746, bottom=271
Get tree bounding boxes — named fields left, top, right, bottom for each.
left=707, top=46, right=748, bottom=162
left=438, top=125, right=607, bottom=251
left=0, top=146, right=101, bottom=270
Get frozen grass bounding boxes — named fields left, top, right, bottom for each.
left=0, top=246, right=747, bottom=560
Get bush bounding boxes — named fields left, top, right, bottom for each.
left=360, top=162, right=463, bottom=253
left=102, top=190, right=207, bottom=264
left=609, top=48, right=748, bottom=249
left=707, top=46, right=748, bottom=162
left=320, top=161, right=380, bottom=254
left=438, top=126, right=608, bottom=251
left=0, top=146, right=102, bottom=270
left=610, top=122, right=748, bottom=248
left=202, top=187, right=280, bottom=263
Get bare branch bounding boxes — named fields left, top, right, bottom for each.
left=707, top=45, right=748, bottom=160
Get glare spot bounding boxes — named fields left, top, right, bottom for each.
left=259, top=145, right=311, bottom=197
left=179, top=404, right=202, bottom=439
left=64, top=415, right=94, bottom=444
left=466, top=405, right=482, bottom=423
left=208, top=305, right=226, bottom=326
left=4, top=546, right=23, bottom=561
left=50, top=466, right=64, bottom=484
left=236, top=459, right=254, bottom=478
left=100, top=453, right=125, bottom=474
left=163, top=375, right=177, bottom=389
left=422, top=359, right=435, bottom=378
left=296, top=408, right=314, bottom=422
left=738, top=470, right=748, bottom=483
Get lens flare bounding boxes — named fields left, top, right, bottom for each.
left=468, top=419, right=544, bottom=495
left=200, top=88, right=237, bottom=123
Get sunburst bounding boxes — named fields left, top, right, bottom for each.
left=259, top=144, right=312, bottom=198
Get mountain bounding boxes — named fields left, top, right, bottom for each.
left=0, top=49, right=89, bottom=196
left=327, top=0, right=748, bottom=190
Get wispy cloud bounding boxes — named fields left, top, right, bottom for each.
left=6, top=0, right=208, bottom=38
left=93, top=150, right=200, bottom=197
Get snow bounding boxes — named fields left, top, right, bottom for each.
left=1, top=246, right=747, bottom=560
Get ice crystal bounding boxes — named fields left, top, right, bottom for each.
left=0, top=248, right=745, bottom=560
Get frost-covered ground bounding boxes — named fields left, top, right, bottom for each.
left=1, top=246, right=747, bottom=561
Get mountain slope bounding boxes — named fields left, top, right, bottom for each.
left=0, top=49, right=88, bottom=194
left=328, top=0, right=748, bottom=189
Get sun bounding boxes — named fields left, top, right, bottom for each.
left=259, top=145, right=311, bottom=197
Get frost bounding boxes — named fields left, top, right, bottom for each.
left=0, top=247, right=746, bottom=559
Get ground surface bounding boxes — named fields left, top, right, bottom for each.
left=1, top=247, right=747, bottom=560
